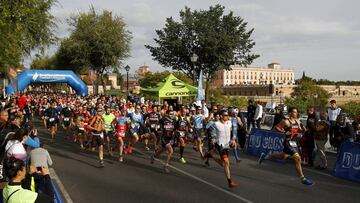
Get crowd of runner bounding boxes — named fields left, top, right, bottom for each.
left=0, top=92, right=359, bottom=202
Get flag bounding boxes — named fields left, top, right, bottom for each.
left=8, top=67, right=18, bottom=94
left=196, top=70, right=205, bottom=102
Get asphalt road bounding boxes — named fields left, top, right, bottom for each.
left=34, top=120, right=360, bottom=203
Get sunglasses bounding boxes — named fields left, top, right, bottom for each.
left=223, top=114, right=229, bottom=116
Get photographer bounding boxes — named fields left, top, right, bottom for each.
left=2, top=157, right=54, bottom=203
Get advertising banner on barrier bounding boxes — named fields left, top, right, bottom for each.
left=247, top=128, right=285, bottom=157
left=334, top=141, right=360, bottom=183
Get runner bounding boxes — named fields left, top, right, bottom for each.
left=88, top=107, right=106, bottom=167
left=103, top=106, right=115, bottom=157
left=150, top=110, right=176, bottom=173
left=145, top=105, right=161, bottom=151
left=61, top=102, right=74, bottom=139
left=125, top=105, right=144, bottom=154
left=258, top=107, right=314, bottom=186
left=213, top=110, right=238, bottom=188
left=204, top=112, right=223, bottom=167
left=74, top=106, right=87, bottom=150
left=45, top=101, right=58, bottom=142
left=193, top=106, right=206, bottom=159
left=113, top=109, right=129, bottom=162
left=175, top=106, right=191, bottom=164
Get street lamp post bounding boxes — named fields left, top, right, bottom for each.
left=125, top=65, right=130, bottom=99
left=190, top=53, right=198, bottom=86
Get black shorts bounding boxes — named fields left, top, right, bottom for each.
left=104, top=131, right=114, bottom=138
left=64, top=121, right=71, bottom=127
left=208, top=137, right=216, bottom=150
left=194, top=128, right=204, bottom=140
left=47, top=121, right=56, bottom=128
left=92, top=134, right=104, bottom=147
left=215, top=144, right=230, bottom=160
left=283, top=138, right=299, bottom=156
left=161, top=136, right=176, bottom=148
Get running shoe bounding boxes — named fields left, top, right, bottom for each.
left=228, top=180, right=238, bottom=188
left=301, top=177, right=314, bottom=186
left=99, top=160, right=105, bottom=168
left=164, top=165, right=170, bottom=173
left=119, top=156, right=123, bottom=163
left=179, top=157, right=187, bottom=164
left=258, top=152, right=266, bottom=165
left=150, top=154, right=155, bottom=164
left=145, top=146, right=150, bottom=151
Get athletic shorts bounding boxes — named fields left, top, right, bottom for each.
left=283, top=138, right=299, bottom=156
left=47, top=120, right=56, bottom=128
left=194, top=128, right=204, bottom=140
left=92, top=134, right=104, bottom=147
left=115, top=131, right=126, bottom=140
left=76, top=126, right=85, bottom=134
left=161, top=136, right=176, bottom=148
left=104, top=131, right=114, bottom=138
left=215, top=144, right=230, bottom=160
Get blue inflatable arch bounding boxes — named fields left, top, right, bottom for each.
left=6, top=70, right=88, bottom=96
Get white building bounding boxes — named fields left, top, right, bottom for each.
left=213, top=63, right=295, bottom=87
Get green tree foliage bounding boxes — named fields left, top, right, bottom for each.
left=145, top=4, right=259, bottom=100
left=30, top=55, right=57, bottom=69
left=55, top=6, right=132, bottom=93
left=341, top=101, right=360, bottom=118
left=0, top=0, right=57, bottom=74
left=285, top=80, right=331, bottom=113
left=228, top=97, right=248, bottom=109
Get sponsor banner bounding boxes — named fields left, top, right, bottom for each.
left=246, top=128, right=285, bottom=158
left=335, top=141, right=360, bottom=183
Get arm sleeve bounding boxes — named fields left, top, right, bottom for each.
left=24, top=136, right=40, bottom=148
left=34, top=175, right=54, bottom=203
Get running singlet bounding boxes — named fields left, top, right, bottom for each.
left=194, top=114, right=204, bottom=129
left=116, top=117, right=127, bottom=138
left=284, top=119, right=299, bottom=139
left=148, top=112, right=160, bottom=129
left=103, top=113, right=115, bottom=132
left=62, top=108, right=72, bottom=122
left=162, top=117, right=175, bottom=138
left=176, top=116, right=189, bottom=131
left=131, top=113, right=143, bottom=128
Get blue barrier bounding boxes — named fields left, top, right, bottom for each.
left=246, top=128, right=285, bottom=158
left=51, top=180, right=64, bottom=203
left=334, top=141, right=360, bottom=183
left=6, top=70, right=88, bottom=96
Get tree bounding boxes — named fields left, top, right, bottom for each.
left=341, top=101, right=360, bottom=118
left=228, top=96, right=247, bottom=109
left=0, top=0, right=57, bottom=74
left=285, top=80, right=331, bottom=113
left=30, top=55, right=57, bottom=70
left=55, top=6, right=132, bottom=94
left=145, top=4, right=259, bottom=101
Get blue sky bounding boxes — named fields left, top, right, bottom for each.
left=26, top=0, right=360, bottom=81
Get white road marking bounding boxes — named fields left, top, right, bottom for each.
left=134, top=149, right=253, bottom=203
left=50, top=168, right=74, bottom=203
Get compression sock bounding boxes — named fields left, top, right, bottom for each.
left=180, top=146, right=184, bottom=158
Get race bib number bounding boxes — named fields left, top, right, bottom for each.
left=120, top=132, right=125, bottom=137
left=289, top=141, right=297, bottom=147
left=164, top=123, right=174, bottom=130
left=179, top=131, right=185, bottom=137
left=64, top=117, right=70, bottom=121
left=49, top=118, right=55, bottom=122
left=151, top=124, right=156, bottom=128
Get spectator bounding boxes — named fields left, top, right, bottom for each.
left=352, top=115, right=360, bottom=142
left=5, top=128, right=28, bottom=162
left=304, top=107, right=317, bottom=166
left=254, top=101, right=263, bottom=129
left=2, top=157, right=54, bottom=203
left=247, top=100, right=256, bottom=131
left=314, top=112, right=330, bottom=170
left=327, top=100, right=342, bottom=147
left=272, top=107, right=285, bottom=130
left=333, top=114, right=355, bottom=151
left=30, top=143, right=53, bottom=168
